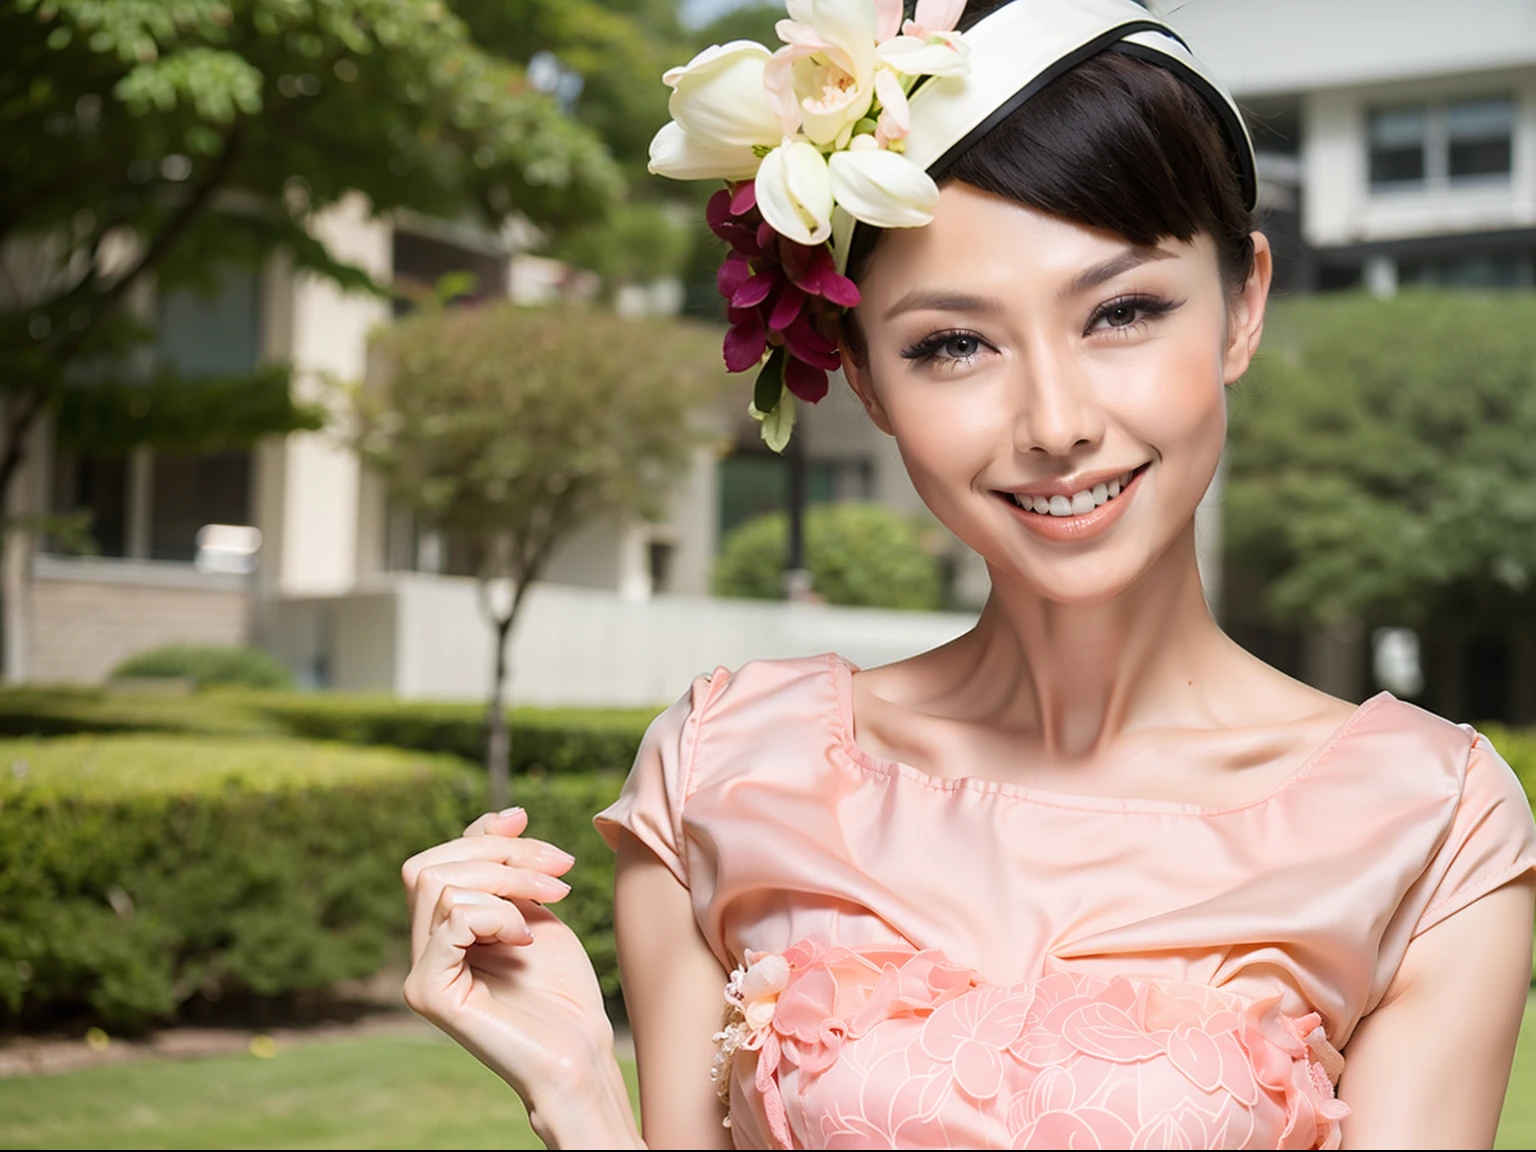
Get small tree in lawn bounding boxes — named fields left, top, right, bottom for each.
left=352, top=300, right=723, bottom=808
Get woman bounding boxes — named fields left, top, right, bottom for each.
left=400, top=2, right=1536, bottom=1147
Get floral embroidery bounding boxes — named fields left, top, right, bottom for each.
left=714, top=939, right=1351, bottom=1150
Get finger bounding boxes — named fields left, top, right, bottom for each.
left=465, top=806, right=529, bottom=838
left=403, top=833, right=574, bottom=895
left=404, top=890, right=532, bottom=1022
left=416, top=862, right=570, bottom=956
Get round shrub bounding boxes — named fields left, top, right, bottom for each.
left=110, top=644, right=294, bottom=690
left=713, top=502, right=943, bottom=610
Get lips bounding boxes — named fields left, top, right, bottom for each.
left=994, top=464, right=1150, bottom=542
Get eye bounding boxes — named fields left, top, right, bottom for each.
left=1085, top=294, right=1179, bottom=336
left=901, top=329, right=992, bottom=363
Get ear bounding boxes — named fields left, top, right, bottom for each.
left=839, top=341, right=895, bottom=437
left=1223, top=231, right=1273, bottom=385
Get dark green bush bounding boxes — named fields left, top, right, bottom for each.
left=237, top=694, right=659, bottom=776
left=110, top=644, right=294, bottom=690
left=713, top=502, right=943, bottom=610
left=0, top=686, right=272, bottom=739
left=0, top=735, right=477, bottom=1032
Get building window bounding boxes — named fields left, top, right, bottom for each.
left=1368, top=105, right=1427, bottom=186
left=1447, top=97, right=1514, bottom=180
left=1368, top=96, right=1514, bottom=191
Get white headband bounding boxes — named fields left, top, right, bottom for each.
left=830, top=0, right=1257, bottom=271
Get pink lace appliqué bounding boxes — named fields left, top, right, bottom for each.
left=715, top=940, right=1349, bottom=1150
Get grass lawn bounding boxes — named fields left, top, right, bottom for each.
left=3, top=1001, right=1536, bottom=1149
left=0, top=1029, right=638, bottom=1150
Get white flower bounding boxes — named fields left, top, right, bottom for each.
left=664, top=41, right=785, bottom=149
left=828, top=146, right=939, bottom=228
left=756, top=139, right=835, bottom=245
left=771, top=1, right=881, bottom=146
left=647, top=120, right=762, bottom=180
left=903, top=0, right=967, bottom=39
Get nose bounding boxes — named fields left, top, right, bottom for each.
left=1010, top=340, right=1106, bottom=458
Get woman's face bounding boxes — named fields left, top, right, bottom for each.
left=843, top=182, right=1270, bottom=606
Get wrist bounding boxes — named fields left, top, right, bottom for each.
left=525, top=1039, right=642, bottom=1150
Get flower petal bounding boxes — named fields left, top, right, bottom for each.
left=827, top=148, right=938, bottom=229
left=874, top=0, right=903, bottom=41
left=717, top=254, right=753, bottom=300
left=667, top=41, right=785, bottom=148
left=874, top=67, right=910, bottom=138
left=914, top=0, right=966, bottom=35
left=785, top=357, right=830, bottom=403
left=876, top=33, right=970, bottom=77
left=723, top=312, right=768, bottom=373
left=757, top=141, right=834, bottom=246
left=732, top=269, right=780, bottom=309
left=648, top=121, right=762, bottom=181
left=769, top=285, right=807, bottom=331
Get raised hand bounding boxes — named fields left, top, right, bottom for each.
left=401, top=807, right=639, bottom=1147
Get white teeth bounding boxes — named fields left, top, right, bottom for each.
left=1010, top=467, right=1140, bottom=517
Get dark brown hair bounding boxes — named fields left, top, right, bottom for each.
left=843, top=9, right=1256, bottom=357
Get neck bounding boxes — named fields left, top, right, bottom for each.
left=959, top=524, right=1228, bottom=758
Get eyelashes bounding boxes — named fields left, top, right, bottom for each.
left=898, top=294, right=1184, bottom=367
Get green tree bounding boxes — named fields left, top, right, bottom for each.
left=350, top=300, right=724, bottom=808
left=714, top=502, right=945, bottom=611
left=1, top=0, right=622, bottom=530
left=1225, top=290, right=1536, bottom=629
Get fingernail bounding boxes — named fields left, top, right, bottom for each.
left=450, top=889, right=503, bottom=907
left=497, top=806, right=524, bottom=819
left=535, top=844, right=576, bottom=868
left=533, top=875, right=571, bottom=898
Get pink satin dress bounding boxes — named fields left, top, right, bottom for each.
left=596, top=654, right=1536, bottom=1150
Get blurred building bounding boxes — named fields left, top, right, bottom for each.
left=1167, top=0, right=1536, bottom=719
left=23, top=200, right=975, bottom=700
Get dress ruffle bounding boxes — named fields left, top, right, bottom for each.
left=717, top=939, right=1349, bottom=1150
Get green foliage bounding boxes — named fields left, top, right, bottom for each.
left=110, top=644, right=294, bottom=690
left=240, top=693, right=658, bottom=776
left=0, top=684, right=657, bottom=773
left=53, top=363, right=322, bottom=454
left=549, top=200, right=695, bottom=291
left=1, top=0, right=622, bottom=482
left=0, top=734, right=479, bottom=1031
left=1226, top=291, right=1536, bottom=627
left=714, top=501, right=944, bottom=610
left=0, top=685, right=273, bottom=739
left=354, top=301, right=725, bottom=581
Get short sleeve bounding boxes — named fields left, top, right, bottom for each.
left=593, top=668, right=727, bottom=887
left=1413, top=732, right=1536, bottom=937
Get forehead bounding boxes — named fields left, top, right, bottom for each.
left=855, top=182, right=1206, bottom=303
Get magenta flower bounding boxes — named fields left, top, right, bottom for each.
left=708, top=181, right=861, bottom=431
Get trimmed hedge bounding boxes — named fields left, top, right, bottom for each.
left=232, top=693, right=660, bottom=777
left=0, top=687, right=659, bottom=777
left=0, top=686, right=273, bottom=740
left=0, top=735, right=478, bottom=1032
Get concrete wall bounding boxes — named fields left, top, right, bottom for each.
left=267, top=573, right=978, bottom=707
left=30, top=556, right=250, bottom=684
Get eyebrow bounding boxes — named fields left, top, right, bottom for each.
left=1062, top=246, right=1175, bottom=299
left=883, top=289, right=1006, bottom=322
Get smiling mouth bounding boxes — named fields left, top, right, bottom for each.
left=998, top=464, right=1151, bottom=518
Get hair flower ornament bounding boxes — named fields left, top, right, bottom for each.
left=650, top=1, right=971, bottom=451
